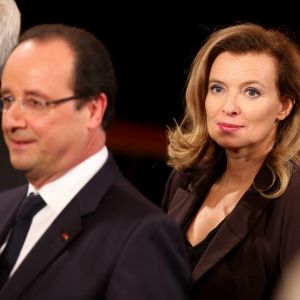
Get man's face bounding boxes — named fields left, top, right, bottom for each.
left=1, top=39, right=98, bottom=187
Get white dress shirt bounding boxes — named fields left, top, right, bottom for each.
left=9, top=146, right=108, bottom=276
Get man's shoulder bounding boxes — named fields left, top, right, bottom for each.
left=0, top=184, right=27, bottom=212
left=0, top=184, right=27, bottom=199
left=109, top=175, right=163, bottom=215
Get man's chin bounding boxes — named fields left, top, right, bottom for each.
left=10, top=161, right=32, bottom=173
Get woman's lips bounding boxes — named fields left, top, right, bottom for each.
left=217, top=122, right=243, bottom=133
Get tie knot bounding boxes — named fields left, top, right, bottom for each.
left=0, top=193, right=46, bottom=288
left=17, top=193, right=46, bottom=221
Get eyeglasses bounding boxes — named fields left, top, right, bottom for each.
left=0, top=95, right=80, bottom=114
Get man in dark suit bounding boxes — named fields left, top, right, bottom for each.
left=0, top=24, right=190, bottom=299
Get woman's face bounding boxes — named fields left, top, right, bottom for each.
left=205, top=51, right=293, bottom=155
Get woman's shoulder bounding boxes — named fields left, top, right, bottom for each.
left=274, top=162, right=300, bottom=208
left=287, top=162, right=300, bottom=187
left=164, top=169, right=190, bottom=198
left=161, top=168, right=195, bottom=211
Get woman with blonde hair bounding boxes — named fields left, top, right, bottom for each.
left=163, top=22, right=300, bottom=300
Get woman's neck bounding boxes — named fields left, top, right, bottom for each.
left=222, top=152, right=267, bottom=186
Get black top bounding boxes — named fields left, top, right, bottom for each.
left=184, top=221, right=224, bottom=271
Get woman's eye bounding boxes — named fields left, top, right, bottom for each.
left=245, top=87, right=260, bottom=97
left=210, top=84, right=223, bottom=94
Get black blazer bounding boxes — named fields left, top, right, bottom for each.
left=0, top=154, right=190, bottom=300
left=162, top=163, right=300, bottom=300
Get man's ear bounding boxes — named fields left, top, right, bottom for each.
left=87, top=93, right=107, bottom=129
left=277, top=96, right=294, bottom=121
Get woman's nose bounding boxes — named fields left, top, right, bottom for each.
left=222, top=94, right=240, bottom=115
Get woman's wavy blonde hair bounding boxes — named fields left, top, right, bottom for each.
left=167, top=23, right=300, bottom=198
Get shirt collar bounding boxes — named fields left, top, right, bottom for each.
left=28, top=146, right=108, bottom=214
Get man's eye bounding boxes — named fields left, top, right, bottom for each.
left=2, top=96, right=14, bottom=103
left=27, top=98, right=44, bottom=107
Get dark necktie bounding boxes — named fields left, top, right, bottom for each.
left=0, top=193, right=46, bottom=288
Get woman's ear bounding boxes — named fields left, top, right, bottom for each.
left=277, top=96, right=294, bottom=121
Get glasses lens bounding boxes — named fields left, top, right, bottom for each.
left=0, top=96, right=12, bottom=112
left=24, top=97, right=46, bottom=113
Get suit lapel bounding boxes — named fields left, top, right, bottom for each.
left=1, top=200, right=82, bottom=299
left=0, top=153, right=122, bottom=299
left=0, top=186, right=27, bottom=246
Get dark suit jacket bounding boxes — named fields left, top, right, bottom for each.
left=0, top=154, right=190, bottom=300
left=162, top=163, right=300, bottom=300
left=0, top=134, right=26, bottom=191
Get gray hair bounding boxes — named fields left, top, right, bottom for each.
left=0, top=0, right=20, bottom=74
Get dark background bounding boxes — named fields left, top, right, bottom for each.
left=1, top=0, right=299, bottom=205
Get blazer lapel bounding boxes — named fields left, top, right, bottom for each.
left=167, top=164, right=275, bottom=282
left=192, top=188, right=271, bottom=281
left=168, top=188, right=199, bottom=228
left=192, top=165, right=275, bottom=281
left=167, top=167, right=220, bottom=229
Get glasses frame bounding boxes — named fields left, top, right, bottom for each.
left=0, top=95, right=80, bottom=113
left=43, top=95, right=80, bottom=106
